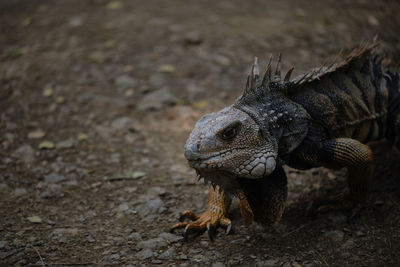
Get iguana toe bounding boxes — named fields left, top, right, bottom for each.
left=170, top=209, right=232, bottom=242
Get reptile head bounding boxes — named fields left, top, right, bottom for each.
left=184, top=56, right=310, bottom=193
left=185, top=106, right=278, bottom=183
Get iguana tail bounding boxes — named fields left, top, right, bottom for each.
left=385, top=70, right=400, bottom=149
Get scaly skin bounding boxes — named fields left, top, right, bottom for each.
left=172, top=41, right=400, bottom=241
left=171, top=186, right=232, bottom=241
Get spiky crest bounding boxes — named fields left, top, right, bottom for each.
left=250, top=57, right=260, bottom=90
left=290, top=40, right=378, bottom=88
left=273, top=53, right=282, bottom=82
left=283, top=66, right=294, bottom=82
left=261, top=55, right=273, bottom=87
left=234, top=38, right=378, bottom=159
left=241, top=54, right=293, bottom=99
left=239, top=38, right=378, bottom=100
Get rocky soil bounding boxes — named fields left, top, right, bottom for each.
left=1, top=0, right=400, bottom=266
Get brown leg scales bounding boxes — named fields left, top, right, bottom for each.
left=304, top=138, right=373, bottom=214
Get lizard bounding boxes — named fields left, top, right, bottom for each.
left=171, top=40, right=400, bottom=241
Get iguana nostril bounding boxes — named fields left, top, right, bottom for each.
left=196, top=141, right=201, bottom=151
left=184, top=140, right=202, bottom=160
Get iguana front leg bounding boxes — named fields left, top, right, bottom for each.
left=298, top=138, right=373, bottom=212
left=170, top=185, right=233, bottom=241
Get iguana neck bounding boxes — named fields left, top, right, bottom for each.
left=234, top=90, right=311, bottom=159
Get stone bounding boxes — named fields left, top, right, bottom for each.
left=124, top=187, right=137, bottom=193
left=68, top=17, right=83, bottom=27
left=356, top=230, right=366, bottom=237
left=0, top=241, right=7, bottom=249
left=324, top=230, right=344, bottom=242
left=342, top=238, right=355, bottom=249
left=158, top=247, right=175, bottom=260
left=39, top=141, right=55, bottom=150
left=86, top=235, right=95, bottom=243
left=263, top=259, right=279, bottom=266
left=109, top=253, right=120, bottom=260
left=56, top=139, right=76, bottom=149
left=158, top=232, right=183, bottom=243
left=137, top=88, right=177, bottom=111
left=112, top=237, right=124, bottom=246
left=127, top=232, right=142, bottom=241
left=118, top=202, right=135, bottom=215
left=158, top=64, right=176, bottom=73
left=137, top=197, right=165, bottom=216
left=110, top=153, right=120, bottom=163
left=115, top=75, right=138, bottom=90
left=184, top=31, right=203, bottom=45
left=28, top=129, right=46, bottom=139
left=51, top=228, right=79, bottom=244
left=111, top=116, right=133, bottom=131
left=326, top=213, right=347, bottom=224
left=44, top=173, right=65, bottom=183
left=41, top=184, right=62, bottom=198
left=211, top=262, right=225, bottom=267
left=138, top=237, right=166, bottom=250
left=215, top=55, right=231, bottom=66
left=27, top=216, right=42, bottom=223
left=119, top=203, right=130, bottom=212
left=14, top=188, right=27, bottom=197
left=2, top=158, right=12, bottom=164
left=136, top=248, right=153, bottom=260
left=149, top=186, right=167, bottom=196
left=0, top=183, right=9, bottom=191
left=148, top=73, right=166, bottom=88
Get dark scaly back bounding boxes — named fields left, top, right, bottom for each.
left=288, top=41, right=390, bottom=144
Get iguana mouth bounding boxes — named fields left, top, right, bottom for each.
left=186, top=149, right=243, bottom=170
left=186, top=147, right=248, bottom=162
left=188, top=151, right=276, bottom=179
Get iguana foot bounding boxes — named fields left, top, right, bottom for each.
left=170, top=209, right=232, bottom=242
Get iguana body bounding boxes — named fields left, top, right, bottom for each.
left=171, top=42, right=400, bottom=239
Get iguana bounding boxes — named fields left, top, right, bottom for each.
left=171, top=41, right=400, bottom=241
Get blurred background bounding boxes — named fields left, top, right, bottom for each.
left=1, top=0, right=399, bottom=266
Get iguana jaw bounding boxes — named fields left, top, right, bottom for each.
left=194, top=169, right=242, bottom=194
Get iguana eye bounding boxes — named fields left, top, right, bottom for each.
left=220, top=122, right=240, bottom=141
left=222, top=128, right=236, bottom=141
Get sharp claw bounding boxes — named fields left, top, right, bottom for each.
left=207, top=222, right=215, bottom=242
left=226, top=223, right=232, bottom=235
left=183, top=224, right=190, bottom=242
left=173, top=209, right=231, bottom=242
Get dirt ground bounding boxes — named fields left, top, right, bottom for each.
left=1, top=0, right=400, bottom=266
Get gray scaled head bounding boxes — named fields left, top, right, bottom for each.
left=184, top=55, right=309, bottom=189
left=184, top=106, right=278, bottom=180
